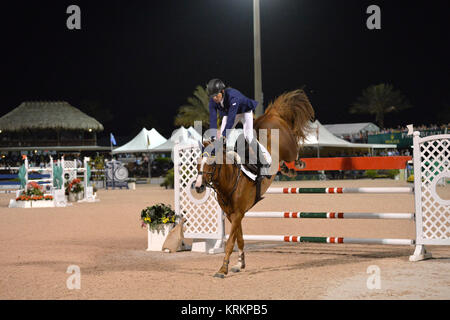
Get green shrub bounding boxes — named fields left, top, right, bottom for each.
left=160, top=168, right=174, bottom=189
left=365, top=170, right=378, bottom=179
left=154, top=157, right=172, bottom=164
left=387, top=169, right=400, bottom=179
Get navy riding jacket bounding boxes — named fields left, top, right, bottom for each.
left=209, top=88, right=258, bottom=137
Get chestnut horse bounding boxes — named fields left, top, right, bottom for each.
left=194, top=89, right=315, bottom=278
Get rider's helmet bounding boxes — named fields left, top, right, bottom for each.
left=206, top=79, right=226, bottom=98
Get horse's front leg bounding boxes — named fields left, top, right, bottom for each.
left=214, top=215, right=241, bottom=278
left=231, top=224, right=245, bottom=273
left=280, top=161, right=296, bottom=177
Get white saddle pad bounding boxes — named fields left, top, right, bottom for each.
left=240, top=166, right=257, bottom=181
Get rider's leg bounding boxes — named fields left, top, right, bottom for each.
left=242, top=111, right=272, bottom=166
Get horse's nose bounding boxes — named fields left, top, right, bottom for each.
left=195, top=184, right=205, bottom=194
left=192, top=181, right=205, bottom=194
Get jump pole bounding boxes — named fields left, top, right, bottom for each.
left=266, top=187, right=413, bottom=194
left=245, top=212, right=415, bottom=220
left=239, top=235, right=414, bottom=246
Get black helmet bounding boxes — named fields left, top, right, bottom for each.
left=206, top=79, right=226, bottom=98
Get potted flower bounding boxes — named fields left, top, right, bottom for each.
left=140, top=203, right=181, bottom=251
left=14, top=182, right=54, bottom=208
left=66, top=178, right=84, bottom=201
left=25, top=181, right=44, bottom=197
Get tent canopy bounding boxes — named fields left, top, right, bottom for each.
left=305, top=121, right=395, bottom=149
left=151, top=126, right=202, bottom=152
left=187, top=126, right=203, bottom=141
left=112, top=128, right=167, bottom=154
left=323, top=122, right=380, bottom=137
left=225, top=120, right=395, bottom=149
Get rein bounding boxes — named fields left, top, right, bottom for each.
left=199, top=157, right=241, bottom=208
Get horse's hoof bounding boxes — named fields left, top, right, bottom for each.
left=230, top=266, right=240, bottom=273
left=213, top=273, right=225, bottom=279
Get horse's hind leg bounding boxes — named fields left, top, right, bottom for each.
left=280, top=161, right=297, bottom=177
left=295, top=158, right=306, bottom=170
left=231, top=224, right=245, bottom=273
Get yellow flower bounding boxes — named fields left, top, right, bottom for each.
left=162, top=217, right=169, bottom=224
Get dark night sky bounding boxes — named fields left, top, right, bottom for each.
left=1, top=0, right=449, bottom=142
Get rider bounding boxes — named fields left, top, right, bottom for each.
left=206, top=78, right=271, bottom=171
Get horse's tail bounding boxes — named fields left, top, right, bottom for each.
left=263, top=89, right=315, bottom=149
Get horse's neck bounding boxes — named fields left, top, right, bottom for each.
left=214, top=164, right=237, bottom=195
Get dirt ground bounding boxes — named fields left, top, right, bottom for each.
left=0, top=179, right=449, bottom=300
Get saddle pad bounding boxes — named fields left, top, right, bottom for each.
left=240, top=165, right=257, bottom=181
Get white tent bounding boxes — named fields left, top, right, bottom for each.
left=187, top=126, right=203, bottom=141
left=225, top=120, right=395, bottom=150
left=305, top=120, right=395, bottom=149
left=151, top=126, right=202, bottom=152
left=323, top=122, right=380, bottom=137
left=112, top=128, right=167, bottom=154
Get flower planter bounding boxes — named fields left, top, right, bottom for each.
left=76, top=192, right=84, bottom=201
left=147, top=223, right=174, bottom=251
left=11, top=200, right=32, bottom=208
left=68, top=192, right=77, bottom=202
left=9, top=200, right=54, bottom=208
left=31, top=200, right=55, bottom=208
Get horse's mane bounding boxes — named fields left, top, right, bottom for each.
left=262, top=89, right=315, bottom=148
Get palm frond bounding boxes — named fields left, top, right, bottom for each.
left=174, top=85, right=210, bottom=127
left=349, top=83, right=411, bottom=128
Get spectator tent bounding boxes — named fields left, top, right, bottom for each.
left=323, top=122, right=380, bottom=141
left=151, top=126, right=202, bottom=153
left=226, top=120, right=395, bottom=157
left=111, top=128, right=167, bottom=154
left=304, top=121, right=394, bottom=156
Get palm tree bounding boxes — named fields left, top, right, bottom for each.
left=350, top=84, right=411, bottom=128
left=174, top=85, right=211, bottom=128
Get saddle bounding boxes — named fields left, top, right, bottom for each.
left=234, top=134, right=271, bottom=205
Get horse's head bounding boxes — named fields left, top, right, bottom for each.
left=194, top=138, right=241, bottom=194
left=194, top=139, right=215, bottom=193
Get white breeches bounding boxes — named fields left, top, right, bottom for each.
left=219, top=111, right=272, bottom=165
left=219, top=111, right=254, bottom=142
